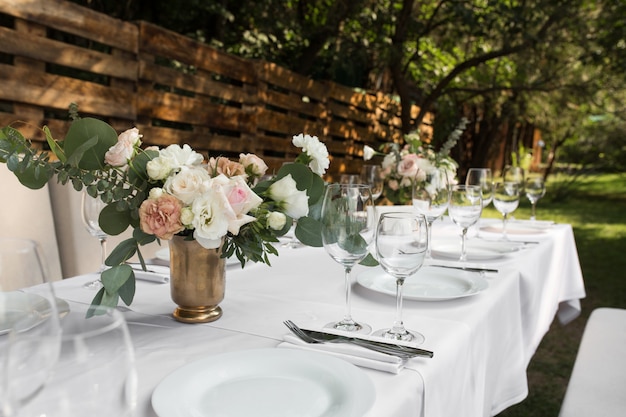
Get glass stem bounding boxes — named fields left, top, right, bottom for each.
left=426, top=220, right=434, bottom=258
left=460, top=228, right=468, bottom=262
left=391, top=278, right=407, bottom=335
left=99, top=237, right=107, bottom=272
left=342, top=265, right=355, bottom=325
left=502, top=213, right=509, bottom=241
left=530, top=203, right=537, bottom=221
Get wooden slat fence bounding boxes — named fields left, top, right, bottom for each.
left=0, top=0, right=425, bottom=177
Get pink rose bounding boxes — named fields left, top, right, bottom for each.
left=139, top=194, right=185, bottom=240
left=207, top=157, right=246, bottom=177
left=397, top=154, right=420, bottom=178
left=239, top=153, right=268, bottom=177
left=104, top=127, right=142, bottom=167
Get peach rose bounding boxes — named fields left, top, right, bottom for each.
left=207, top=157, right=246, bottom=178
left=139, top=194, right=185, bottom=240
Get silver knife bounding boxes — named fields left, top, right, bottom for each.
left=302, top=328, right=434, bottom=358
left=427, top=264, right=498, bottom=274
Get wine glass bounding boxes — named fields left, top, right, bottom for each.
left=465, top=168, right=493, bottom=207
left=411, top=170, right=451, bottom=258
left=81, top=190, right=108, bottom=288
left=493, top=182, right=521, bottom=240
left=447, top=185, right=483, bottom=262
left=320, top=183, right=374, bottom=333
left=360, top=165, right=384, bottom=201
left=5, top=305, right=137, bottom=417
left=503, top=166, right=525, bottom=187
left=340, top=174, right=361, bottom=185
left=525, top=176, right=546, bottom=221
left=373, top=212, right=428, bottom=343
left=1, top=238, right=62, bottom=416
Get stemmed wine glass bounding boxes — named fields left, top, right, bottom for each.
left=320, top=183, right=374, bottom=333
left=411, top=170, right=451, bottom=258
left=1, top=238, right=62, bottom=416
left=360, top=165, right=384, bottom=201
left=466, top=168, right=493, bottom=207
left=525, top=176, right=546, bottom=221
left=503, top=166, right=525, bottom=187
left=373, top=212, right=428, bottom=343
left=81, top=190, right=108, bottom=288
left=447, top=185, right=483, bottom=262
left=340, top=174, right=361, bottom=185
left=493, top=182, right=521, bottom=240
left=6, top=305, right=137, bottom=417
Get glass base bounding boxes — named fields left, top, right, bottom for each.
left=325, top=320, right=372, bottom=334
left=83, top=279, right=103, bottom=290
left=372, top=328, right=425, bottom=344
left=281, top=239, right=302, bottom=249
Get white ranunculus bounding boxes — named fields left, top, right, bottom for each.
left=268, top=174, right=309, bottom=219
left=163, top=166, right=210, bottom=205
left=363, top=145, right=375, bottom=161
left=180, top=206, right=194, bottom=227
left=267, top=211, right=287, bottom=230
left=148, top=187, right=164, bottom=199
left=159, top=144, right=204, bottom=170
left=292, top=133, right=330, bottom=176
left=146, top=157, right=173, bottom=181
left=190, top=185, right=236, bottom=249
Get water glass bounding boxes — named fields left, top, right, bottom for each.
left=466, top=168, right=493, bottom=207
left=412, top=171, right=451, bottom=258
left=448, top=185, right=483, bottom=261
left=525, top=176, right=546, bottom=221
left=360, top=165, right=384, bottom=201
left=493, top=182, right=521, bottom=240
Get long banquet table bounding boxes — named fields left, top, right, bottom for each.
left=47, top=216, right=585, bottom=417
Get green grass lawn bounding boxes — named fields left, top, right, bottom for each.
left=493, top=172, right=626, bottom=416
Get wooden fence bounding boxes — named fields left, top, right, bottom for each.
left=0, top=0, right=428, bottom=178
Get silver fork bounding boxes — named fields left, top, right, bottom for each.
left=283, top=320, right=433, bottom=359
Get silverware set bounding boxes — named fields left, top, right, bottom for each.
left=284, top=320, right=434, bottom=360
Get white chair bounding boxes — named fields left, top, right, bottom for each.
left=559, top=307, right=626, bottom=417
left=0, top=164, right=63, bottom=282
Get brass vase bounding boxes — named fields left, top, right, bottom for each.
left=169, top=235, right=225, bottom=323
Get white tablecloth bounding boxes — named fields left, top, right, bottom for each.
left=48, top=217, right=586, bottom=417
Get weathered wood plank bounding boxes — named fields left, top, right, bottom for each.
left=0, top=0, right=138, bottom=53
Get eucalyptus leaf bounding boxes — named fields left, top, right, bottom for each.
left=99, top=203, right=132, bottom=236
left=359, top=253, right=379, bottom=267
left=295, top=216, right=322, bottom=247
left=101, top=264, right=133, bottom=293
left=105, top=238, right=138, bottom=266
left=64, top=118, right=118, bottom=170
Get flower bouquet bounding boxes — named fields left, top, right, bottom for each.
left=363, top=119, right=468, bottom=205
left=0, top=111, right=329, bottom=315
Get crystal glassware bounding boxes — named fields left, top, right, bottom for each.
left=339, top=174, right=361, bottom=185
left=465, top=168, right=493, bottom=207
left=81, top=190, right=108, bottom=289
left=503, top=166, right=525, bottom=187
left=360, top=165, right=384, bottom=201
left=447, top=185, right=483, bottom=262
left=411, top=171, right=451, bottom=258
left=320, top=183, right=374, bottom=333
left=493, top=181, right=521, bottom=240
left=373, top=212, right=428, bottom=342
left=525, top=176, right=546, bottom=221
left=6, top=305, right=137, bottom=417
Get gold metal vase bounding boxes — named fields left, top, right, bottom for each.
left=169, top=235, right=225, bottom=323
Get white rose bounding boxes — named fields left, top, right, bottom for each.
left=104, top=139, right=134, bottom=167
left=382, top=153, right=396, bottom=170
left=217, top=175, right=262, bottom=235
left=163, top=166, right=210, bottom=204
left=239, top=153, right=268, bottom=177
left=268, top=174, right=309, bottom=219
left=363, top=145, right=375, bottom=161
left=148, top=187, right=164, bottom=199
left=190, top=185, right=236, bottom=249
left=146, top=157, right=173, bottom=181
left=180, top=206, right=194, bottom=227
left=118, top=127, right=142, bottom=147
left=267, top=211, right=287, bottom=230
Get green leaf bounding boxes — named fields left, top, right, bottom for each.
left=43, top=126, right=66, bottom=163
left=295, top=216, right=322, bottom=247
left=99, top=203, right=132, bottom=235
left=359, top=253, right=379, bottom=266
left=119, top=272, right=136, bottom=305
left=133, top=227, right=157, bottom=246
left=13, top=162, right=51, bottom=189
left=128, top=148, right=159, bottom=185
left=276, top=163, right=325, bottom=206
left=64, top=118, right=118, bottom=170
left=105, top=238, right=138, bottom=266
left=101, top=264, right=133, bottom=293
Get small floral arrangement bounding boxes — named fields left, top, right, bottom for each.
left=363, top=118, right=468, bottom=205
left=0, top=110, right=328, bottom=313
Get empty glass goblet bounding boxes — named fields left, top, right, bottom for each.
left=81, top=190, right=108, bottom=289
left=447, top=185, right=483, bottom=262
left=525, top=176, right=546, bottom=221
left=360, top=165, right=384, bottom=201
left=466, top=168, right=493, bottom=207
left=321, top=183, right=374, bottom=333
left=503, top=166, right=525, bottom=187
left=493, top=182, right=521, bottom=240
left=339, top=174, right=361, bottom=185
left=412, top=171, right=451, bottom=258
left=373, top=212, right=428, bottom=343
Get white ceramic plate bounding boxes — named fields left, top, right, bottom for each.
left=430, top=240, right=519, bottom=261
left=155, top=247, right=240, bottom=266
left=0, top=292, right=70, bottom=335
left=480, top=220, right=552, bottom=235
left=357, top=266, right=489, bottom=301
left=152, top=348, right=375, bottom=417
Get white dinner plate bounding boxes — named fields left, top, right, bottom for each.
left=430, top=240, right=519, bottom=261
left=152, top=348, right=375, bottom=417
left=0, top=292, right=70, bottom=335
left=357, top=266, right=489, bottom=301
left=155, top=247, right=240, bottom=266
left=480, top=220, right=553, bottom=235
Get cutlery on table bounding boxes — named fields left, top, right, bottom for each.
left=427, top=264, right=498, bottom=274
left=283, top=320, right=433, bottom=359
